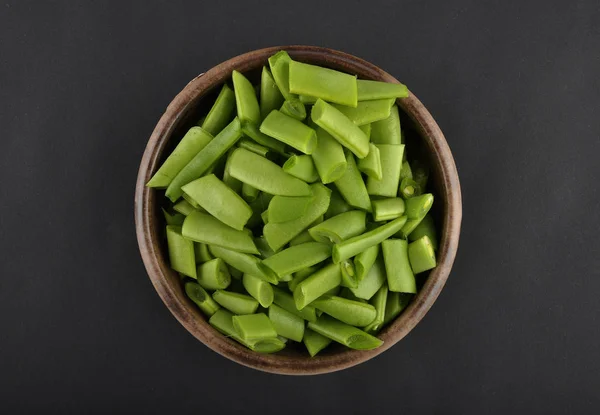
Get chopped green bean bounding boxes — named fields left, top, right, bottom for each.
left=313, top=295, right=376, bottom=327
left=212, top=290, right=259, bottom=315
left=202, top=84, right=237, bottom=136
left=194, top=243, right=213, bottom=263
left=366, top=144, right=404, bottom=197
left=340, top=259, right=358, bottom=288
left=208, top=245, right=277, bottom=284
left=359, top=123, right=371, bottom=139
left=288, top=265, right=319, bottom=292
left=289, top=60, right=357, bottom=107
left=354, top=244, right=379, bottom=283
left=383, top=292, right=412, bottom=326
left=232, top=313, right=277, bottom=340
left=182, top=211, right=258, bottom=254
left=195, top=258, right=231, bottom=290
left=299, top=94, right=318, bottom=104
left=242, top=182, right=260, bottom=203
left=288, top=229, right=315, bottom=246
left=311, top=127, right=347, bottom=184
left=357, top=143, right=382, bottom=180
left=399, top=177, right=422, bottom=199
left=260, top=110, right=317, bottom=154
left=294, top=263, right=342, bottom=310
left=308, top=210, right=366, bottom=244
left=181, top=192, right=202, bottom=209
left=261, top=242, right=331, bottom=278
left=332, top=99, right=394, bottom=126
left=363, top=284, right=387, bottom=333
left=272, top=286, right=317, bottom=322
left=404, top=193, right=434, bottom=221
left=409, top=214, right=438, bottom=251
left=303, top=328, right=332, bottom=357
left=239, top=139, right=271, bottom=158
left=241, top=122, right=287, bottom=154
left=371, top=105, right=401, bottom=145
left=283, top=155, right=319, bottom=183
left=166, top=225, right=196, bottom=278
left=324, top=189, right=352, bottom=218
left=308, top=314, right=382, bottom=350
left=371, top=198, right=405, bottom=222
left=400, top=160, right=413, bottom=181
left=267, top=195, right=311, bottom=223
left=254, top=236, right=276, bottom=258
left=357, top=79, right=408, bottom=101
left=228, top=266, right=243, bottom=280
left=269, top=304, right=305, bottom=342
left=184, top=282, right=220, bottom=317
left=334, top=149, right=372, bottom=211
left=350, top=256, right=386, bottom=300
left=163, top=208, right=185, bottom=226
left=173, top=199, right=197, bottom=216
left=242, top=273, right=274, bottom=307
left=147, top=127, right=213, bottom=188
left=260, top=66, right=285, bottom=120
left=408, top=236, right=437, bottom=274
left=396, top=217, right=425, bottom=239
left=222, top=149, right=243, bottom=194
left=280, top=98, right=307, bottom=121
left=382, top=239, right=416, bottom=293
left=232, top=70, right=261, bottom=126
left=268, top=51, right=295, bottom=100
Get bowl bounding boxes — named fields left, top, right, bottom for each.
left=135, top=45, right=462, bottom=375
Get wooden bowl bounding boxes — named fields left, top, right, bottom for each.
left=135, top=46, right=462, bottom=375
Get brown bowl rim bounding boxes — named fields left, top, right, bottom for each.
left=135, top=45, right=462, bottom=375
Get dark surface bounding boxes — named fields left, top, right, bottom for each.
left=1, top=1, right=599, bottom=413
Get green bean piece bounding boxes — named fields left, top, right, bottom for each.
left=242, top=182, right=260, bottom=203
left=383, top=292, right=412, bottom=326
left=147, top=127, right=214, bottom=188
left=202, top=84, right=236, bottom=136
left=354, top=244, right=380, bottom=283
left=238, top=139, right=271, bottom=158
left=325, top=189, right=352, bottom=218
left=283, top=155, right=319, bottom=183
left=279, top=274, right=293, bottom=282
left=222, top=149, right=243, bottom=194
left=209, top=245, right=278, bottom=284
left=411, top=160, right=429, bottom=190
left=409, top=214, right=438, bottom=251
left=254, top=236, right=276, bottom=258
left=340, top=259, right=358, bottom=288
left=260, top=66, right=285, bottom=120
left=260, top=209, right=270, bottom=225
left=399, top=177, right=422, bottom=199
left=312, top=295, right=377, bottom=326
left=357, top=79, right=408, bottom=101
left=405, top=193, right=434, bottom=220
left=165, top=225, right=196, bottom=278
left=332, top=216, right=407, bottom=263
left=372, top=198, right=406, bottom=222
left=359, top=123, right=371, bottom=139
left=268, top=304, right=305, bottom=342
left=166, top=118, right=243, bottom=201
left=280, top=98, right=307, bottom=121
left=288, top=265, right=320, bottom=292
left=370, top=104, right=401, bottom=145
left=268, top=51, right=295, bottom=100
left=299, top=94, right=318, bottom=105
left=185, top=282, right=220, bottom=317
left=228, top=148, right=311, bottom=197
left=357, top=143, right=382, bottom=180
left=308, top=210, right=366, bottom=244
left=228, top=266, right=243, bottom=280
left=242, top=273, right=274, bottom=308
left=272, top=286, right=317, bottom=322
left=267, top=195, right=311, bottom=223
left=261, top=242, right=331, bottom=278
left=264, top=183, right=331, bottom=251
left=288, top=230, right=315, bottom=246
left=182, top=211, right=258, bottom=254
left=260, top=110, right=317, bottom=154
left=241, top=122, right=287, bottom=154
left=308, top=314, right=382, bottom=350
left=209, top=309, right=285, bottom=353
left=193, top=243, right=213, bottom=264
left=163, top=208, right=185, bottom=226
left=289, top=60, right=357, bottom=107
left=382, top=239, right=416, bottom=293
left=172, top=200, right=196, bottom=216
left=181, top=174, right=252, bottom=230
left=363, top=284, right=388, bottom=333
left=396, top=217, right=425, bottom=239
left=350, top=256, right=386, bottom=300
left=311, top=127, right=347, bottom=184
left=312, top=99, right=369, bottom=159
left=332, top=99, right=394, bottom=126
left=232, top=70, right=260, bottom=126
left=339, top=287, right=367, bottom=302
left=400, top=160, right=413, bottom=181
left=181, top=192, right=202, bottom=209
left=294, top=263, right=342, bottom=310
left=195, top=258, right=231, bottom=290
left=232, top=313, right=277, bottom=340
left=366, top=144, right=405, bottom=197
left=303, top=328, right=332, bottom=356
left=334, top=149, right=371, bottom=211
left=212, top=290, right=259, bottom=315
left=408, top=236, right=437, bottom=274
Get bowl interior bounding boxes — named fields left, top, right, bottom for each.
left=136, top=46, right=461, bottom=374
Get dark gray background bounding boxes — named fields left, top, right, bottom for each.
left=1, top=1, right=599, bottom=413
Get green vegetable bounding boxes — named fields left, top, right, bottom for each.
left=212, top=290, right=259, bottom=315
left=311, top=127, right=347, bottom=184
left=272, top=286, right=317, bottom=322
left=405, top=193, right=434, bottom=220
left=267, top=195, right=311, bottom=223
left=242, top=273, right=274, bottom=308
left=260, top=66, right=285, bottom=119
left=182, top=211, right=258, bottom=254
left=289, top=60, right=357, bottom=107
left=283, top=155, right=319, bottom=183
left=184, top=282, right=220, bottom=317
left=163, top=209, right=185, bottom=226
left=383, top=292, right=412, bottom=326
left=260, top=110, right=317, bottom=154
left=312, top=295, right=377, bottom=326
left=232, top=70, right=261, bottom=126
left=210, top=309, right=285, bottom=353
left=332, top=99, right=394, bottom=126
left=340, top=259, right=358, bottom=288
left=208, top=245, right=277, bottom=284
left=371, top=198, right=405, bottom=222
left=288, top=265, right=319, bottom=292
left=241, top=122, right=287, bottom=154
left=242, top=182, right=260, bottom=203
left=268, top=304, right=305, bottom=342
left=202, top=84, right=237, bottom=136
left=354, top=244, right=379, bottom=283
left=280, top=98, right=307, bottom=121
left=357, top=143, right=382, bottom=180
left=363, top=284, right=387, bottom=333
left=194, top=243, right=213, bottom=263
left=399, top=177, right=422, bottom=199
left=261, top=242, right=331, bottom=278
left=359, top=123, right=371, bottom=139
left=334, top=149, right=372, bottom=211
left=357, top=80, right=408, bottom=101
left=370, top=105, right=401, bottom=145
left=349, top=256, right=386, bottom=300
left=366, top=144, right=404, bottom=197
left=166, top=225, right=196, bottom=278
left=408, top=236, right=437, bottom=274
left=238, top=139, right=271, bottom=158
left=308, top=210, right=366, bottom=244
left=382, top=239, right=416, bottom=293
left=268, top=51, right=295, bottom=100
left=303, top=328, right=332, bottom=357
left=409, top=214, right=438, bottom=251
left=196, top=258, right=231, bottom=290
left=294, top=262, right=342, bottom=310
left=324, top=189, right=352, bottom=218
left=172, top=199, right=197, bottom=216
left=232, top=313, right=277, bottom=340
left=308, top=314, right=383, bottom=350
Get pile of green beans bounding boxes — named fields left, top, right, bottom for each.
left=149, top=51, right=439, bottom=356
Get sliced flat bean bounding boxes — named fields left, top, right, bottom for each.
left=268, top=304, right=305, bottom=342
left=194, top=243, right=214, bottom=264
left=350, top=256, right=386, bottom=300
left=408, top=235, right=437, bottom=274
left=354, top=244, right=379, bottom=283
left=242, top=182, right=260, bottom=203
left=357, top=143, right=382, bottom=180
left=182, top=211, right=258, bottom=254
left=181, top=174, right=252, bottom=230
left=383, top=292, right=412, bottom=326
left=232, top=70, right=260, bottom=125
left=228, top=148, right=311, bottom=196
left=166, top=225, right=196, bottom=278
left=357, top=79, right=408, bottom=101
left=303, top=328, right=332, bottom=357
left=209, top=245, right=277, bottom=284
left=239, top=139, right=271, bottom=158
left=396, top=217, right=425, bottom=239
left=363, top=284, right=387, bottom=333
left=268, top=51, right=295, bottom=100
left=332, top=215, right=407, bottom=263
left=232, top=313, right=277, bottom=340
left=366, top=144, right=404, bottom=197
left=371, top=105, right=401, bottom=145
left=288, top=265, right=320, bottom=292
left=409, top=214, right=438, bottom=251
left=340, top=259, right=358, bottom=288
left=308, top=314, right=382, bottom=350
left=324, top=189, right=352, bottom=218
left=182, top=192, right=201, bottom=209
left=260, top=66, right=285, bottom=119
left=294, top=263, right=342, bottom=310
left=202, top=84, right=237, bottom=136
left=313, top=295, right=376, bottom=326
left=339, top=287, right=367, bottom=302
left=241, top=122, right=287, bottom=154
left=312, top=99, right=369, bottom=158
left=147, top=127, right=213, bottom=188
left=223, top=148, right=243, bottom=194
left=332, top=99, right=394, bottom=126
left=242, top=273, right=274, bottom=308
left=334, top=149, right=372, bottom=211
left=166, top=117, right=243, bottom=201
left=228, top=265, right=243, bottom=280
left=399, top=177, right=422, bottom=199
left=163, top=208, right=185, bottom=226
left=254, top=236, right=276, bottom=258
left=371, top=198, right=405, bottom=222
left=212, top=290, right=259, bottom=315
left=261, top=242, right=331, bottom=278
left=260, top=110, right=317, bottom=154
left=272, top=286, right=317, bottom=322
left=382, top=239, right=416, bottom=293
left=288, top=230, right=315, bottom=246
left=299, top=94, right=318, bottom=104
left=283, top=155, right=319, bottom=183
left=405, top=193, right=434, bottom=219
left=196, top=258, right=231, bottom=290
left=185, top=282, right=220, bottom=317
left=311, top=127, right=347, bottom=184
left=267, top=195, right=311, bottom=223
left=359, top=123, right=371, bottom=139
left=289, top=61, right=357, bottom=107
left=280, top=98, right=307, bottom=121
left=308, top=210, right=366, bottom=244
left=263, top=183, right=331, bottom=251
